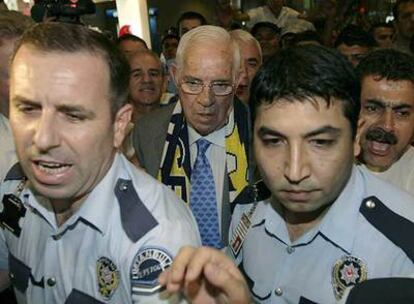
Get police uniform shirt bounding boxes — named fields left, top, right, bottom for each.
left=229, top=166, right=414, bottom=304
left=0, top=153, right=201, bottom=304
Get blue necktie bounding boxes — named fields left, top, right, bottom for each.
left=190, top=138, right=222, bottom=248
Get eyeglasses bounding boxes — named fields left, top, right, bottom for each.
left=180, top=81, right=234, bottom=96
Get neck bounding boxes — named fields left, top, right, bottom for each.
left=132, top=102, right=159, bottom=121
left=273, top=197, right=331, bottom=242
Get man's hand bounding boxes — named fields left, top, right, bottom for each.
left=158, top=246, right=251, bottom=304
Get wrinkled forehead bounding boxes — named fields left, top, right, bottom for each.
left=129, top=53, right=162, bottom=70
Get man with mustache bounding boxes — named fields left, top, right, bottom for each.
left=356, top=49, right=414, bottom=196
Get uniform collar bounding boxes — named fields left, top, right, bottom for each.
left=318, top=166, right=364, bottom=253
left=250, top=166, right=364, bottom=250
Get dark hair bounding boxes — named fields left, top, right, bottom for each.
left=116, top=33, right=148, bottom=49
left=250, top=45, right=360, bottom=138
left=251, top=21, right=281, bottom=37
left=161, top=33, right=179, bottom=46
left=177, top=11, right=207, bottom=28
left=393, top=0, right=414, bottom=20
left=12, top=22, right=130, bottom=118
left=0, top=10, right=34, bottom=44
left=356, top=49, right=414, bottom=83
left=291, top=30, right=322, bottom=46
left=369, top=22, right=394, bottom=34
left=334, top=24, right=376, bottom=48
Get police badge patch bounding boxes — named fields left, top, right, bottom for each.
left=332, top=255, right=367, bottom=300
left=130, top=247, right=173, bottom=296
left=96, top=257, right=119, bottom=299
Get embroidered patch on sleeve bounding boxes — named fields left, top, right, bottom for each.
left=130, top=247, right=173, bottom=296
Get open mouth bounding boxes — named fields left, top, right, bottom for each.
left=34, top=160, right=72, bottom=174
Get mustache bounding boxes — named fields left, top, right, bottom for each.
left=365, top=127, right=398, bottom=145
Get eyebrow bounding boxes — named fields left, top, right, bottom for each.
left=257, top=125, right=342, bottom=138
left=365, top=98, right=413, bottom=110
left=12, top=95, right=96, bottom=118
left=182, top=76, right=231, bottom=84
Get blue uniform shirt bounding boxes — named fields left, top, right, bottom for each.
left=0, top=153, right=201, bottom=303
left=230, top=166, right=414, bottom=304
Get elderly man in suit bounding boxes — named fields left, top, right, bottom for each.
left=133, top=25, right=251, bottom=249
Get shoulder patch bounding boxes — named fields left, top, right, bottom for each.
left=114, top=179, right=158, bottom=242
left=360, top=196, right=414, bottom=262
left=4, top=163, right=25, bottom=181
left=130, top=247, right=172, bottom=296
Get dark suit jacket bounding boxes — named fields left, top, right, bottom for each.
left=133, top=100, right=253, bottom=245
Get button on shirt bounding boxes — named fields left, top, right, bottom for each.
left=0, top=153, right=201, bottom=303
left=230, top=166, right=414, bottom=303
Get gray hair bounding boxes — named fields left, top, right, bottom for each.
left=229, top=29, right=262, bottom=64
left=175, top=25, right=241, bottom=80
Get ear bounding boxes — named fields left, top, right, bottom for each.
left=113, top=103, right=133, bottom=149
left=353, top=117, right=365, bottom=157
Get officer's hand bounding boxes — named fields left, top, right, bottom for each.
left=158, top=246, right=251, bottom=304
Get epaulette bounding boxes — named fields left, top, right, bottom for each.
left=233, top=180, right=271, bottom=205
left=114, top=178, right=158, bottom=242
left=4, top=163, right=25, bottom=181
left=360, top=196, right=414, bottom=262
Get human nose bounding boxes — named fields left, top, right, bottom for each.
left=196, top=84, right=215, bottom=107
left=380, top=109, right=395, bottom=131
left=284, top=143, right=310, bottom=184
left=33, top=112, right=60, bottom=152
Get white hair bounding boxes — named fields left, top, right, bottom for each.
left=229, top=29, right=263, bottom=64
left=175, top=25, right=241, bottom=80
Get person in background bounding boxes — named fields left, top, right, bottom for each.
left=335, top=24, right=376, bottom=67
left=370, top=22, right=395, bottom=49
left=392, top=0, right=414, bottom=54
left=161, top=34, right=179, bottom=95
left=220, top=0, right=302, bottom=31
left=128, top=49, right=166, bottom=122
left=356, top=49, right=414, bottom=196
left=0, top=10, right=34, bottom=182
left=251, top=21, right=281, bottom=63
left=230, top=29, right=262, bottom=104
left=116, top=33, right=147, bottom=56
left=177, top=11, right=207, bottom=38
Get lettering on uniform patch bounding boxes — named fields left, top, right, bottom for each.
left=332, top=255, right=367, bottom=300
left=96, top=257, right=119, bottom=299
left=0, top=194, right=26, bottom=237
left=130, top=247, right=172, bottom=296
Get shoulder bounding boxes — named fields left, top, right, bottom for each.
left=120, top=156, right=199, bottom=241
left=135, top=103, right=175, bottom=131
left=358, top=167, right=414, bottom=262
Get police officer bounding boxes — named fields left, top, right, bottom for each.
left=0, top=22, right=200, bottom=303
left=229, top=45, right=414, bottom=303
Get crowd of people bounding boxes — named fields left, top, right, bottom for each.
left=0, top=0, right=414, bottom=303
